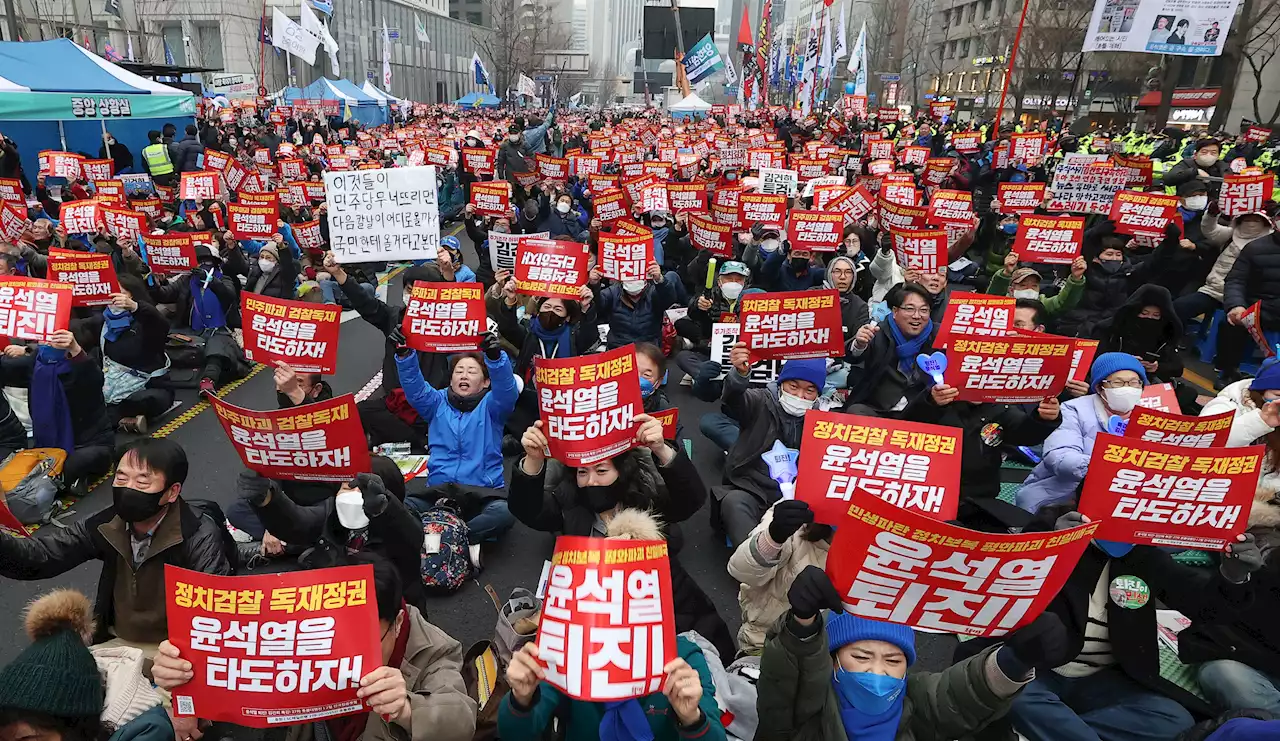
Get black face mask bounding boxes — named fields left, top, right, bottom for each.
left=113, top=485, right=167, bottom=523
left=539, top=311, right=566, bottom=330
left=1094, top=259, right=1125, bottom=275
left=580, top=481, right=626, bottom=513
left=790, top=257, right=809, bottom=272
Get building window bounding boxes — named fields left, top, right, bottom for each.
left=942, top=9, right=950, bottom=27
left=947, top=40, right=957, bottom=57
left=982, top=0, right=992, bottom=17
left=466, top=11, right=481, bottom=24
left=935, top=43, right=945, bottom=62
left=959, top=38, right=970, bottom=56
left=967, top=3, right=977, bottom=22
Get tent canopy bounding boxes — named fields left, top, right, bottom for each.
left=455, top=92, right=501, bottom=108
left=669, top=93, right=712, bottom=112
left=361, top=81, right=399, bottom=104
left=288, top=78, right=385, bottom=125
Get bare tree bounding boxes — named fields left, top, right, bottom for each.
left=899, top=0, right=943, bottom=106
left=999, top=0, right=1091, bottom=119
left=1241, top=0, right=1280, bottom=124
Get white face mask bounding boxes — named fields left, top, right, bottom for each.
left=622, top=280, right=646, bottom=294
left=1195, top=153, right=1218, bottom=168
left=720, top=281, right=744, bottom=300
left=1184, top=195, right=1208, bottom=211
left=258, top=259, right=276, bottom=273
left=1012, top=289, right=1039, bottom=300
left=557, top=202, right=571, bottom=214
left=335, top=489, right=369, bottom=530
left=1102, top=385, right=1142, bottom=413
left=779, top=390, right=814, bottom=417
left=761, top=238, right=781, bottom=253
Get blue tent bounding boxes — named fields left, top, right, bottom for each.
left=455, top=92, right=501, bottom=108
left=0, top=39, right=196, bottom=180
left=287, top=78, right=386, bottom=127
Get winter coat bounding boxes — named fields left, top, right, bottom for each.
left=0, top=499, right=232, bottom=645
left=535, top=208, right=589, bottom=241
left=1199, top=216, right=1254, bottom=301
left=1203, top=378, right=1278, bottom=449
left=151, top=267, right=242, bottom=330
left=1016, top=394, right=1111, bottom=513
left=171, top=134, right=202, bottom=173
left=496, top=142, right=532, bottom=183
left=987, top=270, right=1085, bottom=317
left=726, top=502, right=830, bottom=655
left=1094, top=283, right=1184, bottom=381
left=718, top=374, right=803, bottom=505
left=762, top=250, right=827, bottom=292
left=1164, top=156, right=1228, bottom=191
left=4, top=349, right=113, bottom=448
left=1223, top=231, right=1280, bottom=325
left=869, top=246, right=905, bottom=303
left=596, top=278, right=679, bottom=349
left=679, top=287, right=744, bottom=346
left=756, top=612, right=1024, bottom=741
left=395, top=351, right=518, bottom=490
left=339, top=276, right=451, bottom=394
left=1133, top=219, right=1218, bottom=296
left=84, top=300, right=170, bottom=374
left=1056, top=260, right=1140, bottom=337
left=844, top=319, right=939, bottom=412
left=0, top=354, right=48, bottom=453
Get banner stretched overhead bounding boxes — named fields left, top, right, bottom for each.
left=1083, top=0, right=1240, bottom=55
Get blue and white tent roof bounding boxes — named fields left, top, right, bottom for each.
left=0, top=39, right=191, bottom=95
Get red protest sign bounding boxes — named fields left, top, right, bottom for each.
left=237, top=191, right=279, bottom=209
left=165, top=564, right=381, bottom=727
left=48, top=248, right=122, bottom=307
left=203, top=149, right=232, bottom=172
left=241, top=294, right=342, bottom=374
left=1110, top=190, right=1179, bottom=238
left=952, top=133, right=982, bottom=154
left=569, top=153, right=603, bottom=177
left=277, top=157, right=306, bottom=182
left=592, top=188, right=629, bottom=224
left=209, top=394, right=370, bottom=481
left=1220, top=173, right=1274, bottom=217
left=534, top=345, right=643, bottom=466
left=651, top=407, right=679, bottom=440
left=667, top=183, right=708, bottom=213
left=1137, top=382, right=1180, bottom=413
left=827, top=490, right=1099, bottom=636
left=292, top=220, right=323, bottom=252
left=1013, top=214, right=1085, bottom=265
left=1069, top=338, right=1100, bottom=383
left=536, top=154, right=569, bottom=182
left=787, top=210, right=844, bottom=251
left=640, top=182, right=670, bottom=214
left=228, top=202, right=279, bottom=239
left=1079, top=433, right=1263, bottom=550
left=739, top=289, right=845, bottom=360
left=813, top=184, right=850, bottom=210
left=867, top=139, right=894, bottom=160
left=1011, top=133, right=1046, bottom=163
left=144, top=232, right=202, bottom=275
left=944, top=335, right=1073, bottom=403
left=892, top=228, right=947, bottom=272
left=101, top=205, right=146, bottom=244
left=882, top=181, right=920, bottom=207
left=94, top=179, right=125, bottom=204
left=132, top=198, right=163, bottom=220
left=1112, top=154, right=1154, bottom=188
left=0, top=178, right=23, bottom=204
left=470, top=181, right=511, bottom=218
left=748, top=148, right=786, bottom=171
left=59, top=200, right=101, bottom=234
left=737, top=193, right=787, bottom=229
left=688, top=212, right=734, bottom=258
left=462, top=147, right=496, bottom=175
left=534, top=536, right=675, bottom=701
left=997, top=182, right=1047, bottom=214
left=1125, top=407, right=1234, bottom=448
left=515, top=239, right=590, bottom=300
left=880, top=200, right=929, bottom=232
left=0, top=201, right=25, bottom=244
left=422, top=146, right=451, bottom=167
left=935, top=293, right=1015, bottom=348
left=900, top=146, right=929, bottom=167
left=1241, top=301, right=1275, bottom=358
left=793, top=157, right=830, bottom=181
left=1246, top=125, right=1273, bottom=143
left=44, top=151, right=84, bottom=179
left=930, top=100, right=956, bottom=120
left=402, top=281, right=486, bottom=352
left=180, top=171, right=221, bottom=202
left=796, top=411, right=961, bottom=524
left=921, top=158, right=955, bottom=187
left=827, top=184, right=877, bottom=223
left=0, top=276, right=73, bottom=341
left=927, top=189, right=976, bottom=227
left=600, top=233, right=652, bottom=282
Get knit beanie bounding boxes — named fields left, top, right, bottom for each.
left=778, top=358, right=827, bottom=392
left=1252, top=359, right=1280, bottom=391
left=827, top=613, right=917, bottom=667
left=258, top=243, right=280, bottom=262
left=1089, top=351, right=1148, bottom=392
left=0, top=590, right=104, bottom=720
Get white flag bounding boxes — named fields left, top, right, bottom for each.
left=799, top=6, right=820, bottom=115
left=724, top=54, right=737, bottom=85
left=517, top=73, right=536, bottom=97
left=415, top=14, right=429, bottom=43
left=819, top=8, right=833, bottom=80
left=126, top=33, right=134, bottom=61
left=272, top=8, right=320, bottom=65
left=848, top=21, right=868, bottom=96
left=382, top=19, right=392, bottom=91
left=833, top=3, right=848, bottom=62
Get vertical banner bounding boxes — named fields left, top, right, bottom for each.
left=324, top=166, right=441, bottom=261
left=515, top=239, right=589, bottom=299
left=208, top=394, right=371, bottom=482
left=402, top=281, right=486, bottom=352
left=1078, top=433, right=1263, bottom=550
left=1125, top=407, right=1234, bottom=448
left=534, top=345, right=643, bottom=466
left=0, top=277, right=73, bottom=341
left=600, top=234, right=653, bottom=282
left=535, top=536, right=676, bottom=701
left=739, top=289, right=845, bottom=360
left=165, top=564, right=381, bottom=727
left=943, top=335, right=1074, bottom=402
left=1013, top=215, right=1086, bottom=264
left=240, top=294, right=342, bottom=373
left=1069, top=338, right=1101, bottom=382
left=47, top=248, right=122, bottom=307
left=796, top=410, right=962, bottom=523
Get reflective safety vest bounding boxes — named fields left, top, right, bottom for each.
left=143, top=143, right=174, bottom=175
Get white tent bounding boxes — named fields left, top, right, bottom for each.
left=669, top=93, right=712, bottom=112
left=361, top=81, right=400, bottom=104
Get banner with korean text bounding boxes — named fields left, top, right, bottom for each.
left=1125, top=407, right=1233, bottom=448
left=1110, top=190, right=1179, bottom=239
left=1013, top=215, right=1085, bottom=264
left=515, top=239, right=589, bottom=300
left=944, top=335, right=1073, bottom=402
left=0, top=276, right=72, bottom=341
left=534, top=345, right=643, bottom=466
left=489, top=231, right=547, bottom=274
left=935, top=293, right=1015, bottom=347
left=143, top=233, right=203, bottom=276
left=402, top=281, right=485, bottom=352
left=787, top=211, right=844, bottom=252
left=600, top=234, right=652, bottom=283
left=927, top=190, right=976, bottom=227
left=1220, top=173, right=1273, bottom=217
left=892, top=229, right=946, bottom=272
left=470, top=181, right=511, bottom=218
left=688, top=213, right=734, bottom=258
left=241, top=294, right=341, bottom=374
left=228, top=203, right=279, bottom=240
left=997, top=182, right=1047, bottom=214
left=209, top=394, right=370, bottom=482
left=48, top=248, right=121, bottom=307
left=324, top=166, right=441, bottom=261
left=710, top=323, right=783, bottom=383
left=739, top=289, right=845, bottom=360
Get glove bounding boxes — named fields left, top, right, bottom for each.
left=768, top=500, right=814, bottom=545
left=787, top=565, right=843, bottom=620
left=480, top=332, right=503, bottom=361
left=1220, top=533, right=1264, bottom=584
left=1053, top=511, right=1086, bottom=531
left=388, top=325, right=412, bottom=358
left=996, top=613, right=1072, bottom=679
left=1164, top=222, right=1182, bottom=241
left=237, top=469, right=272, bottom=506
left=354, top=473, right=389, bottom=517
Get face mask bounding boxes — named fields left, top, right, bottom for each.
left=1184, top=195, right=1208, bottom=211
left=1095, top=259, right=1124, bottom=275
left=1001, top=222, right=1018, bottom=234
left=720, top=281, right=744, bottom=300
left=557, top=202, right=571, bottom=214
left=833, top=668, right=906, bottom=716
left=508, top=135, right=521, bottom=143
left=651, top=219, right=666, bottom=229
left=466, top=139, right=479, bottom=147
left=335, top=489, right=370, bottom=530
left=258, top=259, right=276, bottom=273
left=538, top=311, right=565, bottom=330
left=113, top=485, right=167, bottom=523
left=779, top=390, right=814, bottom=417
left=725, top=173, right=737, bottom=181
left=1195, top=153, right=1218, bottom=168
left=1102, top=385, right=1142, bottom=413
left=1095, top=540, right=1135, bottom=558
left=639, top=376, right=658, bottom=398
left=761, top=238, right=781, bottom=253
left=1012, top=288, right=1040, bottom=300
left=622, top=280, right=646, bottom=295
left=580, top=481, right=624, bottom=513
left=790, top=257, right=809, bottom=272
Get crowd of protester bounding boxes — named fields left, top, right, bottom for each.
left=0, top=97, right=1278, bottom=741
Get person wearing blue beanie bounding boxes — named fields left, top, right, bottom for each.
left=1015, top=352, right=1149, bottom=513
left=777, top=357, right=827, bottom=397
left=756, top=566, right=1070, bottom=741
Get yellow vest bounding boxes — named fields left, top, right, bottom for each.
left=143, top=143, right=173, bottom=175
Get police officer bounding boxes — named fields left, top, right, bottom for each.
left=142, top=130, right=175, bottom=186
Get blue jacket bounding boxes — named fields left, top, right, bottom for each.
left=1016, top=394, right=1108, bottom=513
left=536, top=208, right=589, bottom=241
left=395, top=351, right=519, bottom=488
left=521, top=104, right=557, bottom=155
left=597, top=278, right=678, bottom=349
left=763, top=250, right=827, bottom=292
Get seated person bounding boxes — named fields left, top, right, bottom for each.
left=845, top=283, right=938, bottom=418
left=85, top=276, right=174, bottom=434
left=0, top=438, right=232, bottom=648
left=635, top=341, right=683, bottom=442
left=154, top=552, right=479, bottom=741
left=673, top=260, right=750, bottom=385
left=595, top=261, right=680, bottom=349
left=987, top=253, right=1087, bottom=318
left=1017, top=353, right=1148, bottom=514
left=150, top=243, right=248, bottom=395
left=1094, top=284, right=1183, bottom=383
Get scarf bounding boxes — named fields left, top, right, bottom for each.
left=189, top=272, right=227, bottom=331
left=447, top=387, right=489, bottom=413
left=886, top=318, right=932, bottom=375
left=102, top=307, right=134, bottom=343
left=651, top=226, right=670, bottom=266
left=31, top=346, right=75, bottom=452
left=529, top=315, right=573, bottom=358
left=328, top=605, right=411, bottom=741
left=834, top=678, right=904, bottom=741
left=252, top=263, right=278, bottom=295
left=599, top=700, right=653, bottom=741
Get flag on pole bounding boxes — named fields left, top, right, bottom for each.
left=309, top=0, right=333, bottom=13
left=818, top=8, right=832, bottom=82
left=682, top=33, right=725, bottom=84
left=163, top=38, right=175, bottom=65
left=472, top=52, right=491, bottom=90
left=799, top=7, right=820, bottom=114
left=724, top=54, right=737, bottom=85
left=382, top=19, right=392, bottom=92
left=272, top=8, right=320, bottom=65
left=103, top=42, right=122, bottom=61
left=103, top=0, right=121, bottom=18
left=756, top=0, right=772, bottom=102
left=415, top=14, right=429, bottom=43
left=834, top=2, right=848, bottom=62
left=126, top=34, right=135, bottom=61
left=848, top=21, right=868, bottom=96
left=770, top=26, right=784, bottom=86
left=736, top=4, right=758, bottom=108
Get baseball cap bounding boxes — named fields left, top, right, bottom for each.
left=719, top=260, right=749, bottom=276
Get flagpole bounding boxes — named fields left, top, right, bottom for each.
left=259, top=0, right=268, bottom=96
left=992, top=0, right=1030, bottom=139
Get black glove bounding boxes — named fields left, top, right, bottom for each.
left=237, top=469, right=272, bottom=506
left=1220, top=533, right=1264, bottom=584
left=388, top=325, right=412, bottom=358
left=354, top=473, right=389, bottom=517
left=996, top=612, right=1072, bottom=679
left=768, top=500, right=814, bottom=545
left=787, top=565, right=843, bottom=620
left=1164, top=222, right=1182, bottom=241
left=480, top=332, right=503, bottom=361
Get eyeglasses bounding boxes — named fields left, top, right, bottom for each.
left=894, top=306, right=931, bottom=317
left=1099, top=379, right=1144, bottom=389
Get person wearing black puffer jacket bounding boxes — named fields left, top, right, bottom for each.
left=1094, top=283, right=1184, bottom=383
left=1220, top=226, right=1280, bottom=387
left=1055, top=222, right=1142, bottom=338
left=171, top=124, right=203, bottom=173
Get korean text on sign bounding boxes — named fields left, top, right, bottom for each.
left=241, top=294, right=341, bottom=374
left=1109, top=190, right=1179, bottom=238
left=892, top=229, right=946, bottom=273
left=324, top=166, right=441, bottom=262
left=209, top=394, right=371, bottom=482
left=997, top=183, right=1047, bottom=214
left=165, top=564, right=380, bottom=727
left=534, top=345, right=643, bottom=466
left=402, top=281, right=485, bottom=352
left=488, top=231, right=546, bottom=274
left=826, top=491, right=1099, bottom=637
left=1125, top=407, right=1234, bottom=449
left=228, top=203, right=279, bottom=240
left=48, top=248, right=122, bottom=308
left=935, top=293, right=1015, bottom=348
left=470, top=181, right=511, bottom=218
left=787, top=211, right=844, bottom=252
left=143, top=233, right=202, bottom=275
left=1078, top=433, right=1263, bottom=551
left=943, top=336, right=1073, bottom=403
left=796, top=411, right=961, bottom=524
left=710, top=323, right=783, bottom=384
left=600, top=234, right=652, bottom=283
left=1013, top=215, right=1085, bottom=265
left=0, top=277, right=72, bottom=342
left=1220, top=173, right=1274, bottom=217
left=535, top=536, right=676, bottom=702
left=515, top=239, right=589, bottom=300
left=739, top=289, right=845, bottom=360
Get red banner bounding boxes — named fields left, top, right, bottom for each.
left=592, top=189, right=629, bottom=224
left=600, top=233, right=652, bottom=282
left=749, top=148, right=786, bottom=171
left=277, top=158, right=306, bottom=183
left=203, top=149, right=232, bottom=172
left=739, top=289, right=845, bottom=360
left=241, top=294, right=341, bottom=374
left=892, top=228, right=947, bottom=272
left=1241, top=300, right=1275, bottom=358
left=935, top=293, right=1015, bottom=347
left=996, top=182, right=1047, bottom=214
left=132, top=198, right=163, bottom=220
left=534, top=536, right=675, bottom=701
left=922, top=158, right=955, bottom=187
left=827, top=491, right=1098, bottom=636
left=952, top=134, right=982, bottom=154
left=165, top=564, right=381, bottom=727
left=900, top=146, right=929, bottom=168
left=651, top=407, right=678, bottom=440
left=930, top=100, right=956, bottom=120
left=1011, top=133, right=1046, bottom=163
left=1220, top=173, right=1274, bottom=217
left=229, top=203, right=279, bottom=239
left=144, top=232, right=202, bottom=275
left=1111, top=154, right=1154, bottom=188
left=687, top=212, right=734, bottom=257
left=943, top=335, right=1073, bottom=403
left=1013, top=215, right=1086, bottom=265
left=59, top=200, right=101, bottom=234
left=1110, top=190, right=1179, bottom=239
left=180, top=171, right=221, bottom=202
left=43, top=151, right=84, bottom=179
left=402, top=281, right=485, bottom=352
left=48, top=248, right=121, bottom=307
left=1078, top=433, right=1263, bottom=550
left=470, top=181, right=511, bottom=218
left=667, top=183, right=708, bottom=213
left=1125, top=407, right=1234, bottom=448
left=0, top=201, right=25, bottom=244
left=927, top=189, right=976, bottom=227
left=1069, top=338, right=1100, bottom=383
left=796, top=411, right=961, bottom=523
left=458, top=147, right=494, bottom=175
left=868, top=140, right=894, bottom=160
left=536, top=154, right=569, bottom=182
left=0, top=177, right=24, bottom=204
left=793, top=157, right=829, bottom=181
left=94, top=179, right=125, bottom=204
left=209, top=394, right=370, bottom=481
left=826, top=184, right=876, bottom=223
left=292, top=221, right=323, bottom=252
left=880, top=200, right=929, bottom=232
left=569, top=154, right=603, bottom=177
left=534, top=345, right=643, bottom=466
left=0, top=276, right=73, bottom=341
left=787, top=210, right=844, bottom=252
left=101, top=205, right=146, bottom=244
left=737, top=192, right=788, bottom=229
left=515, top=239, right=590, bottom=300
left=1246, top=125, right=1273, bottom=143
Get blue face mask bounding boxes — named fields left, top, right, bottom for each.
left=833, top=668, right=906, bottom=716
left=638, top=370, right=667, bottom=398
left=1001, top=222, right=1018, bottom=234
left=1096, top=540, right=1134, bottom=558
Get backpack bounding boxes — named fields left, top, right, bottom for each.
left=0, top=448, right=66, bottom=525
left=419, top=502, right=471, bottom=592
